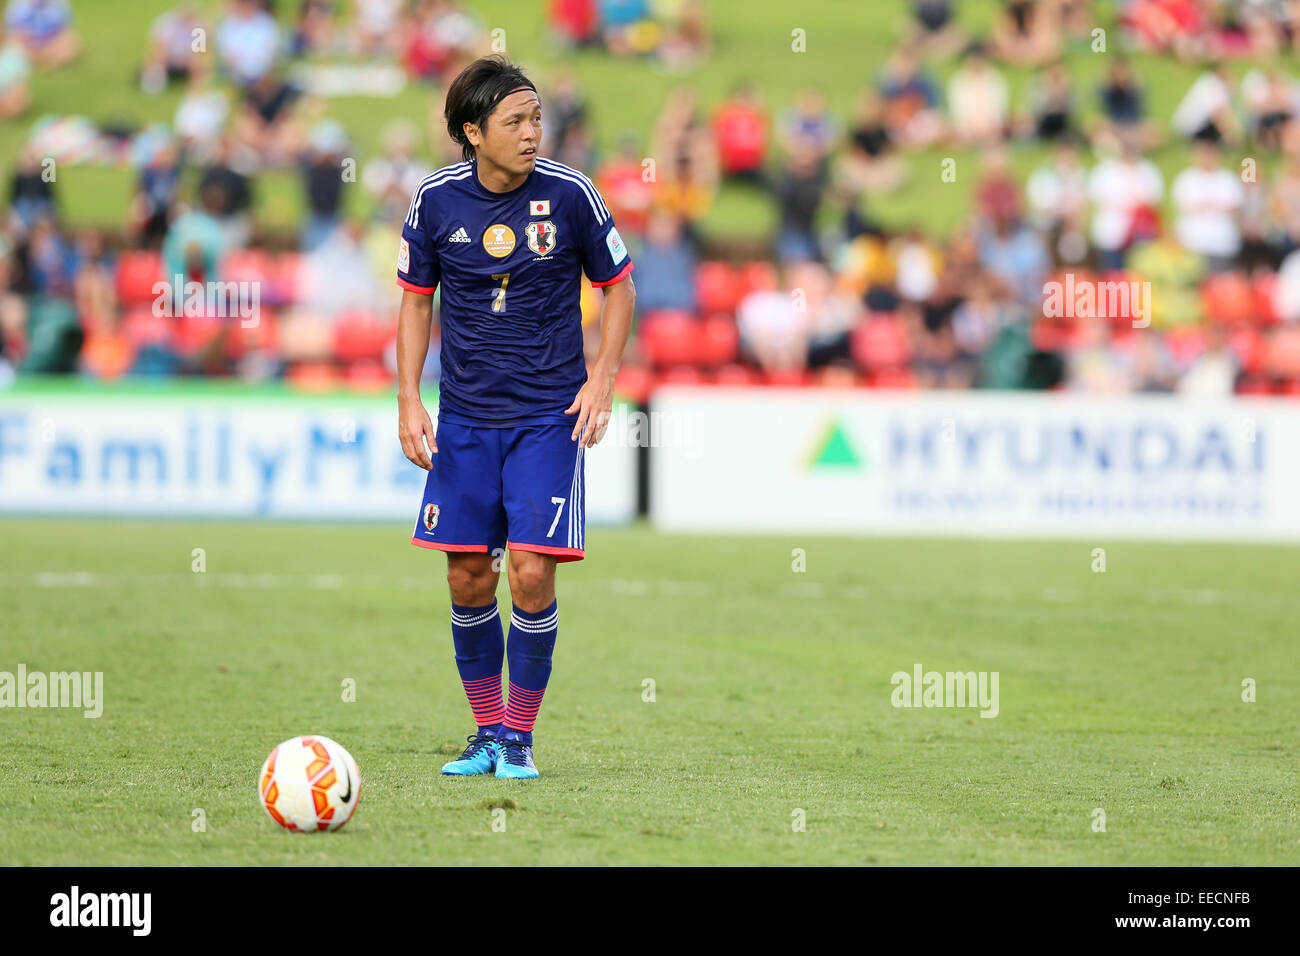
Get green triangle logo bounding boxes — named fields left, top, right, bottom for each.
left=808, top=418, right=862, bottom=469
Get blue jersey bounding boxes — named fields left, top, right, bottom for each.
left=397, top=157, right=634, bottom=427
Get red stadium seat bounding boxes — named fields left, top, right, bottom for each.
left=694, top=261, right=744, bottom=316
left=850, top=314, right=910, bottom=371
left=287, top=362, right=340, bottom=391
left=739, top=260, right=778, bottom=296
left=614, top=364, right=653, bottom=405
left=714, top=363, right=760, bottom=387
left=345, top=360, right=393, bottom=391
left=269, top=253, right=306, bottom=305
left=869, top=367, right=917, bottom=389
left=763, top=367, right=807, bottom=387
left=1253, top=271, right=1281, bottom=326
left=80, top=332, right=136, bottom=380
left=122, top=307, right=174, bottom=347
left=175, top=314, right=225, bottom=355
left=1265, top=326, right=1300, bottom=379
left=697, top=314, right=739, bottom=367
left=1202, top=272, right=1254, bottom=325
left=658, top=364, right=708, bottom=386
left=115, top=252, right=164, bottom=307
left=1162, top=325, right=1206, bottom=366
left=639, top=310, right=700, bottom=368
left=1229, top=325, right=1266, bottom=375
left=1091, top=270, right=1145, bottom=327
left=333, top=311, right=395, bottom=363
left=220, top=250, right=270, bottom=286
left=1031, top=320, right=1071, bottom=352
left=814, top=365, right=859, bottom=388
left=225, top=309, right=279, bottom=359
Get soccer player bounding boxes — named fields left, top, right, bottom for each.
left=396, top=56, right=636, bottom=780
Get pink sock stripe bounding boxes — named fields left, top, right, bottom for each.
left=462, top=675, right=505, bottom=724
left=503, top=683, right=547, bottom=731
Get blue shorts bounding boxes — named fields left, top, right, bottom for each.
left=410, top=419, right=586, bottom=562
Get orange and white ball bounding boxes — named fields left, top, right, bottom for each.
left=258, top=735, right=361, bottom=832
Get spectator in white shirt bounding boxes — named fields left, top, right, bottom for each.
left=217, top=0, right=280, bottom=88
left=1171, top=140, right=1244, bottom=272
left=362, top=120, right=432, bottom=224
left=1171, top=65, right=1239, bottom=143
left=1178, top=323, right=1239, bottom=398
left=737, top=279, right=810, bottom=373
left=947, top=43, right=1008, bottom=147
left=1087, top=134, right=1164, bottom=270
left=1026, top=136, right=1089, bottom=263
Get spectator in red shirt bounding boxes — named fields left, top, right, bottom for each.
left=596, top=132, right=655, bottom=236
left=549, top=0, right=598, bottom=48
left=712, top=80, right=768, bottom=187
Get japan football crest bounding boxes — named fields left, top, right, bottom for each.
left=423, top=503, right=440, bottom=531
left=525, top=220, right=557, bottom=256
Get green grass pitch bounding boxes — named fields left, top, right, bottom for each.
left=0, top=518, right=1296, bottom=865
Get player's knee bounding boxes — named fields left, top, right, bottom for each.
left=507, top=553, right=554, bottom=608
left=445, top=555, right=497, bottom=604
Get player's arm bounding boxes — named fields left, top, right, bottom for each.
left=397, top=289, right=438, bottom=470
left=396, top=185, right=442, bottom=470
left=567, top=274, right=635, bottom=447
left=568, top=185, right=637, bottom=448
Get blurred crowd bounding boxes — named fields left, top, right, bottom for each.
left=618, top=0, right=1300, bottom=398
left=4, top=0, right=1300, bottom=397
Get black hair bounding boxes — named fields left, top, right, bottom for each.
left=443, top=55, right=538, bottom=162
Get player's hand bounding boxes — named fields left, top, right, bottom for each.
left=398, top=394, right=437, bottom=470
left=564, top=374, right=614, bottom=448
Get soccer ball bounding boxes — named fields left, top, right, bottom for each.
left=258, top=735, right=361, bottom=832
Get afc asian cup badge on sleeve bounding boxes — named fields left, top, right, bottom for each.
left=423, top=503, right=440, bottom=531
left=525, top=220, right=557, bottom=256
left=398, top=237, right=410, bottom=272
left=606, top=227, right=627, bottom=264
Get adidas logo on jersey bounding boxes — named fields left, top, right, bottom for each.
left=448, top=226, right=471, bottom=243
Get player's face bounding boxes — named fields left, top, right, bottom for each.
left=476, top=90, right=543, bottom=177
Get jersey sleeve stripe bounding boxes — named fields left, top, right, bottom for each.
left=589, top=261, right=634, bottom=288
left=397, top=276, right=437, bottom=294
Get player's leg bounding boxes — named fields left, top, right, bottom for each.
left=496, top=550, right=557, bottom=779
left=495, top=423, right=584, bottom=779
left=409, top=420, right=509, bottom=775
left=441, top=552, right=507, bottom=775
